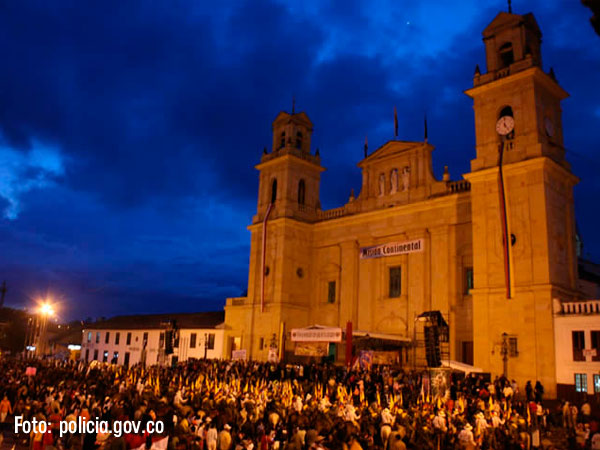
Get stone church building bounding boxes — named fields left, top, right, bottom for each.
left=224, top=9, right=587, bottom=398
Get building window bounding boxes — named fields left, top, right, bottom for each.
left=594, top=375, right=600, bottom=394
left=103, top=351, right=108, bottom=363
left=499, top=106, right=513, bottom=118
left=96, top=332, right=100, bottom=344
left=87, top=332, right=92, bottom=343
left=508, top=337, right=518, bottom=357
left=575, top=373, right=587, bottom=393
left=499, top=42, right=514, bottom=68
left=159, top=332, right=165, bottom=348
left=296, top=131, right=303, bottom=149
left=327, top=281, right=336, bottom=303
left=271, top=179, right=277, bottom=204
left=111, top=352, right=119, bottom=364
left=85, top=349, right=89, bottom=362
left=280, top=132, right=285, bottom=149
left=207, top=333, right=215, bottom=350
left=259, top=337, right=264, bottom=350
left=124, top=352, right=130, bottom=367
left=591, top=331, right=600, bottom=362
left=572, top=330, right=585, bottom=361
left=464, top=267, right=474, bottom=295
left=93, top=349, right=98, bottom=361
left=298, top=179, right=306, bottom=205
left=126, top=332, right=132, bottom=346
left=231, top=336, right=241, bottom=352
left=115, top=332, right=120, bottom=345
left=190, top=333, right=197, bottom=348
left=389, top=267, right=402, bottom=298
left=105, top=332, right=110, bottom=344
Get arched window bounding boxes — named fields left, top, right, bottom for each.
left=499, top=106, right=513, bottom=118
left=271, top=179, right=277, bottom=204
left=298, top=179, right=306, bottom=205
left=499, top=42, right=514, bottom=68
left=280, top=132, right=285, bottom=149
left=296, top=131, right=303, bottom=150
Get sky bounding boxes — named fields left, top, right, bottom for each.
left=0, top=0, right=599, bottom=322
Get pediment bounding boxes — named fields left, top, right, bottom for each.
left=272, top=111, right=313, bottom=129
left=483, top=11, right=540, bottom=37
left=358, top=140, right=428, bottom=168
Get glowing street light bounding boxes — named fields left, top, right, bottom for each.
left=35, top=299, right=56, bottom=358
left=39, top=302, right=55, bottom=317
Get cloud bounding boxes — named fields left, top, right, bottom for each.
left=0, top=139, right=66, bottom=218
left=0, top=0, right=598, bottom=319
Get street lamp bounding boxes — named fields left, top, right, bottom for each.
left=36, top=300, right=55, bottom=358
left=40, top=302, right=54, bottom=317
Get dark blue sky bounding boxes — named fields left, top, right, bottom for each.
left=1, top=1, right=599, bottom=321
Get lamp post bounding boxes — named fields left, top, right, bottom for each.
left=501, top=332, right=509, bottom=378
left=24, top=316, right=36, bottom=358
left=36, top=301, right=55, bottom=358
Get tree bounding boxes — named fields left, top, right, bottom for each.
left=0, top=307, right=28, bottom=354
left=582, top=0, right=600, bottom=35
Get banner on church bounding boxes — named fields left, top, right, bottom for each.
left=359, top=238, right=424, bottom=259
left=291, top=326, right=342, bottom=342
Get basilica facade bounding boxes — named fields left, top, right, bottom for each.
left=224, top=10, right=582, bottom=398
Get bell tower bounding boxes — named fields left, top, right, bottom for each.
left=226, top=109, right=324, bottom=360
left=469, top=11, right=567, bottom=172
left=255, top=111, right=324, bottom=223
left=464, top=9, right=579, bottom=397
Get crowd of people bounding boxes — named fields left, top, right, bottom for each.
left=0, top=357, right=598, bottom=450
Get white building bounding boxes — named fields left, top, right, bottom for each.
left=80, top=311, right=225, bottom=366
left=553, top=298, right=600, bottom=399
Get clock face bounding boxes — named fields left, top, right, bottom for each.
left=544, top=117, right=554, bottom=137
left=496, top=116, right=515, bottom=136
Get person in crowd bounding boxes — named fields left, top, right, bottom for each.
left=534, top=381, right=544, bottom=403
left=525, top=381, right=533, bottom=402
left=0, top=395, right=13, bottom=424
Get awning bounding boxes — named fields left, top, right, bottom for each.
left=441, top=359, right=483, bottom=373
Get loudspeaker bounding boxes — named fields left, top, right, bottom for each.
left=424, top=326, right=441, bottom=367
